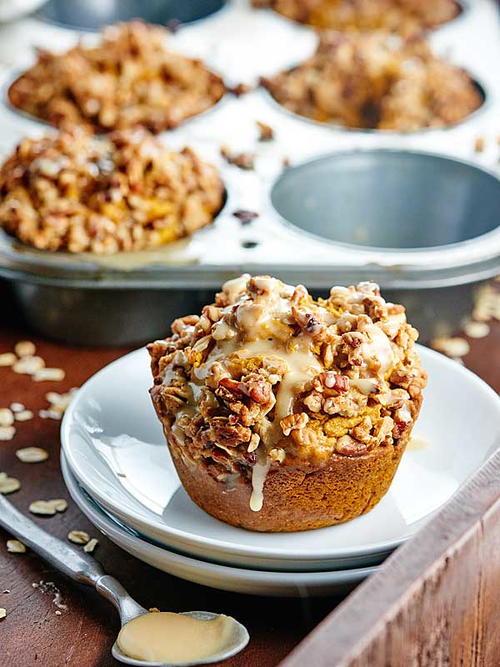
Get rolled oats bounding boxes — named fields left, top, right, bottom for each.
left=33, top=368, right=66, bottom=382
left=14, top=410, right=34, bottom=422
left=16, top=447, right=49, bottom=463
left=0, top=409, right=14, bottom=427
left=67, top=531, right=90, bottom=545
left=0, top=608, right=6, bottom=619
left=29, top=499, right=68, bottom=515
left=14, top=341, right=36, bottom=357
left=0, top=426, right=15, bottom=441
left=431, top=336, right=470, bottom=358
left=6, top=539, right=26, bottom=554
left=10, top=403, right=25, bottom=413
left=463, top=320, right=490, bottom=339
left=0, top=353, right=16, bottom=367
left=0, top=473, right=21, bottom=494
left=83, top=538, right=98, bottom=553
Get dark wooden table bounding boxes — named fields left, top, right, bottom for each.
left=1, top=282, right=498, bottom=667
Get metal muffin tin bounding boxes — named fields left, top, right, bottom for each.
left=0, top=0, right=499, bottom=345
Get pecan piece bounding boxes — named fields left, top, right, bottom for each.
left=280, top=412, right=309, bottom=436
left=335, top=435, right=370, bottom=457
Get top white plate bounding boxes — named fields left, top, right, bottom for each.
left=62, top=345, right=500, bottom=571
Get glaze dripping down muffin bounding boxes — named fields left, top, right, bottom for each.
left=149, top=275, right=427, bottom=532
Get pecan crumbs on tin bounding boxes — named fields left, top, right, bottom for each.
left=8, top=21, right=225, bottom=133
left=0, top=128, right=224, bottom=254
left=149, top=275, right=427, bottom=532
left=262, top=31, right=482, bottom=131
left=253, top=0, right=460, bottom=36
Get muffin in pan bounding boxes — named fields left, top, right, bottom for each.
left=262, top=31, right=482, bottom=131
left=149, top=275, right=427, bottom=532
left=8, top=21, right=226, bottom=134
left=254, top=0, right=460, bottom=36
left=0, top=128, right=224, bottom=254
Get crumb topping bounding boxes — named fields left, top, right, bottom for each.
left=8, top=21, right=225, bottom=133
left=0, top=128, right=224, bottom=254
left=254, top=0, right=459, bottom=36
left=149, top=275, right=427, bottom=507
left=262, top=31, right=482, bottom=131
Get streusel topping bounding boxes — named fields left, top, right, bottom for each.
left=254, top=0, right=459, bottom=36
left=0, top=128, right=224, bottom=254
left=262, top=31, right=482, bottom=131
left=8, top=21, right=225, bottom=133
left=149, top=276, right=426, bottom=510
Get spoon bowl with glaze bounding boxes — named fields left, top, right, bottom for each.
left=0, top=493, right=249, bottom=666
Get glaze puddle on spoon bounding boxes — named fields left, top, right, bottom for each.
left=117, top=611, right=234, bottom=663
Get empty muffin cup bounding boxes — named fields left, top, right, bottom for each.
left=37, top=0, right=227, bottom=30
left=271, top=149, right=500, bottom=250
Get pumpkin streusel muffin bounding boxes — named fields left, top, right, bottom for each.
left=8, top=21, right=225, bottom=133
left=0, top=128, right=224, bottom=254
left=254, top=0, right=460, bottom=36
left=262, top=31, right=482, bottom=131
left=149, top=276, right=427, bottom=532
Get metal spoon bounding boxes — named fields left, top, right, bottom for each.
left=0, top=493, right=249, bottom=666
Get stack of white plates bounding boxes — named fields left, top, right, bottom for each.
left=61, top=346, right=500, bottom=597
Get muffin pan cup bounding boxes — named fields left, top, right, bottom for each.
left=0, top=0, right=499, bottom=345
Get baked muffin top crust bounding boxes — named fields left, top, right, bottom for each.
left=149, top=276, right=426, bottom=511
left=8, top=21, right=226, bottom=134
left=262, top=31, right=482, bottom=131
left=0, top=128, right=224, bottom=254
left=254, top=0, right=460, bottom=36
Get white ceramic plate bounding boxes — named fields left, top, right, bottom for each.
left=62, top=346, right=500, bottom=571
left=61, top=453, right=377, bottom=597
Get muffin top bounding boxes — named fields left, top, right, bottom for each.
left=8, top=21, right=225, bottom=133
left=0, top=128, right=224, bottom=254
left=254, top=0, right=459, bottom=36
left=262, top=31, right=482, bottom=131
left=149, top=276, right=426, bottom=510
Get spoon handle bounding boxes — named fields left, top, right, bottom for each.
left=0, top=493, right=105, bottom=585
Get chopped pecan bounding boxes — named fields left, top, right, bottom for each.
left=280, top=412, right=309, bottom=436
left=335, top=435, right=370, bottom=457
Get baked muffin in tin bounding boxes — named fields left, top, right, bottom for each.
left=262, top=31, right=482, bottom=131
left=0, top=128, right=224, bottom=254
left=8, top=21, right=226, bottom=134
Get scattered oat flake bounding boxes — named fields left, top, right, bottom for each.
left=431, top=336, right=470, bottom=358
left=15, top=410, right=34, bottom=422
left=13, top=356, right=45, bottom=375
left=29, top=499, right=67, bottom=515
left=463, top=320, right=490, bottom=338
left=0, top=473, right=21, bottom=494
left=0, top=426, right=15, bottom=441
left=0, top=608, right=6, bottom=619
left=0, top=353, right=16, bottom=367
left=7, top=539, right=26, bottom=554
left=0, top=409, right=14, bottom=427
left=16, top=447, right=49, bottom=463
left=67, top=530, right=90, bottom=545
left=15, top=341, right=36, bottom=357
left=33, top=368, right=65, bottom=382
left=39, top=409, right=62, bottom=420
left=55, top=610, right=62, bottom=616
left=83, top=538, right=98, bottom=554
left=9, top=402, right=24, bottom=413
